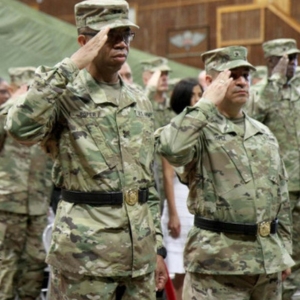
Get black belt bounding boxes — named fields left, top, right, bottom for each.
left=61, top=189, right=149, bottom=206
left=194, top=216, right=278, bottom=236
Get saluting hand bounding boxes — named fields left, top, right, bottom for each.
left=71, top=27, right=110, bottom=70
left=202, top=69, right=232, bottom=106
left=272, top=54, right=288, bottom=77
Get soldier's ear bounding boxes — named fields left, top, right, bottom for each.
left=77, top=35, right=88, bottom=46
left=205, top=75, right=213, bottom=86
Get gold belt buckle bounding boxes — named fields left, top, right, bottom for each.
left=258, top=221, right=271, bottom=237
left=125, top=189, right=138, bottom=206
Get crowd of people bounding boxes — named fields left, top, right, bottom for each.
left=0, top=0, right=300, bottom=300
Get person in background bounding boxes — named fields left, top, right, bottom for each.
left=119, top=61, right=133, bottom=85
left=155, top=45, right=294, bottom=300
left=0, top=67, right=53, bottom=300
left=5, top=1, right=167, bottom=299
left=246, top=38, right=300, bottom=300
left=161, top=77, right=203, bottom=300
left=141, top=57, right=175, bottom=206
left=119, top=61, right=143, bottom=91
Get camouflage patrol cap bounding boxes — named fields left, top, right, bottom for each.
left=75, top=0, right=139, bottom=30
left=262, top=38, right=300, bottom=58
left=140, top=57, right=172, bottom=72
left=201, top=46, right=256, bottom=72
left=8, top=67, right=36, bottom=86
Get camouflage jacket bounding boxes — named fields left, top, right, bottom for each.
left=6, top=58, right=163, bottom=278
left=155, top=98, right=294, bottom=275
left=246, top=73, right=300, bottom=192
left=0, top=114, right=52, bottom=215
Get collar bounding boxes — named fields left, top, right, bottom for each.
left=208, top=110, right=266, bottom=140
left=69, top=70, right=137, bottom=110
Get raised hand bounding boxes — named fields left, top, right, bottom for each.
left=202, top=69, right=232, bottom=106
left=71, top=27, right=110, bottom=70
left=272, top=54, right=288, bottom=77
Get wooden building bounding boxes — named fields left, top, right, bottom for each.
left=19, top=0, right=300, bottom=69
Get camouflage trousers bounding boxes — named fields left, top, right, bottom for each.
left=50, top=267, right=156, bottom=300
left=283, top=191, right=300, bottom=300
left=182, top=271, right=282, bottom=300
left=0, top=211, right=47, bottom=300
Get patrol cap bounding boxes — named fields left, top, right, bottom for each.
left=8, top=67, right=36, bottom=86
left=262, top=39, right=300, bottom=58
left=140, top=57, right=172, bottom=72
left=201, top=46, right=256, bottom=72
left=75, top=0, right=139, bottom=30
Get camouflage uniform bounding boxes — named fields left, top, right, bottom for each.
left=247, top=39, right=300, bottom=300
left=5, top=2, right=164, bottom=298
left=0, top=67, right=53, bottom=300
left=155, top=46, right=294, bottom=299
left=142, top=57, right=176, bottom=203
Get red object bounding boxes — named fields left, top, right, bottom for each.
left=164, top=262, right=176, bottom=300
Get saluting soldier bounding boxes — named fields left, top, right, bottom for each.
left=0, top=67, right=53, bottom=300
left=5, top=1, right=167, bottom=299
left=155, top=46, right=294, bottom=300
left=247, top=38, right=300, bottom=300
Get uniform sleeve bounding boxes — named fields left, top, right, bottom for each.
left=155, top=98, right=217, bottom=167
left=247, top=74, right=285, bottom=122
left=277, top=159, right=293, bottom=255
left=6, top=58, right=79, bottom=144
left=148, top=185, right=163, bottom=249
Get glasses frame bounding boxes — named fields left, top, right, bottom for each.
left=83, top=31, right=135, bottom=44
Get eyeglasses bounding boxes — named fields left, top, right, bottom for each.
left=84, top=31, right=135, bottom=44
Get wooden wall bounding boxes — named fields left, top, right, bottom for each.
left=18, top=0, right=300, bottom=70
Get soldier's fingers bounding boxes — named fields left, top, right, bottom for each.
left=94, top=27, right=109, bottom=45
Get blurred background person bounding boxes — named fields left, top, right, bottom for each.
left=141, top=57, right=175, bottom=207
left=119, top=61, right=133, bottom=85
left=0, top=67, right=53, bottom=300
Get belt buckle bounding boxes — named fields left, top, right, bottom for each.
left=125, top=189, right=138, bottom=206
left=258, top=221, right=271, bottom=237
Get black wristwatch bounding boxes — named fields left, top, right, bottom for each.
left=157, top=246, right=167, bottom=259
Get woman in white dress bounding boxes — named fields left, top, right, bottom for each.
left=161, top=78, right=203, bottom=300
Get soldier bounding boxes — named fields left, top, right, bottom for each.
left=155, top=46, right=294, bottom=299
left=5, top=1, right=167, bottom=299
left=0, top=67, right=53, bottom=300
left=140, top=57, right=175, bottom=204
left=119, top=61, right=143, bottom=92
left=141, top=57, right=175, bottom=130
left=119, top=62, right=133, bottom=85
left=246, top=38, right=300, bottom=300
